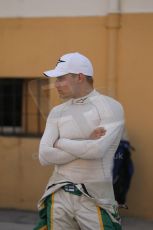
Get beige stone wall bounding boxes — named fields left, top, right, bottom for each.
left=0, top=14, right=153, bottom=219
left=0, top=137, right=53, bottom=210
left=118, top=13, right=153, bottom=219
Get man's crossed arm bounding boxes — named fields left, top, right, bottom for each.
left=56, top=121, right=124, bottom=160
left=39, top=107, right=105, bottom=166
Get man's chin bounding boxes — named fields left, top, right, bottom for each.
left=59, top=94, right=71, bottom=100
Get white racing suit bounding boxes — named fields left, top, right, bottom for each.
left=34, top=90, right=124, bottom=230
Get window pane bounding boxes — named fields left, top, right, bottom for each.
left=0, top=79, right=23, bottom=127
left=0, top=78, right=47, bottom=137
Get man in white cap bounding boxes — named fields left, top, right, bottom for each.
left=34, top=52, right=124, bottom=230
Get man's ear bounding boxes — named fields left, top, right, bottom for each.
left=77, top=73, right=86, bottom=83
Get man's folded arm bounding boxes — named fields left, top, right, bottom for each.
left=57, top=120, right=124, bottom=160
left=39, top=109, right=76, bottom=166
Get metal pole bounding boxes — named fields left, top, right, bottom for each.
left=105, top=0, right=121, bottom=98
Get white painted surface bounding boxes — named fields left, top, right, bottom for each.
left=0, top=0, right=107, bottom=17
left=121, top=0, right=153, bottom=13
left=0, top=0, right=153, bottom=18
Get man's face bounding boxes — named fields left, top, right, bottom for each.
left=55, top=74, right=79, bottom=99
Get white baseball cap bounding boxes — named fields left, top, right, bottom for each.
left=43, top=52, right=94, bottom=78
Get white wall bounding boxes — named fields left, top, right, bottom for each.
left=121, top=0, right=153, bottom=13
left=0, top=0, right=153, bottom=18
left=0, top=0, right=107, bottom=17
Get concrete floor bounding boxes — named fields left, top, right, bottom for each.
left=0, top=209, right=153, bottom=230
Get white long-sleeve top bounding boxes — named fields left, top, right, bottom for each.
left=39, top=90, right=124, bottom=208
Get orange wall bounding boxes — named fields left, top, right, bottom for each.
left=0, top=17, right=107, bottom=88
left=118, top=14, right=153, bottom=219
left=0, top=137, right=53, bottom=210
left=0, top=14, right=153, bottom=219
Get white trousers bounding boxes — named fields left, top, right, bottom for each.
left=34, top=189, right=121, bottom=230
left=51, top=189, right=107, bottom=230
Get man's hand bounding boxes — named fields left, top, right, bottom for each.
left=89, top=127, right=106, bottom=140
